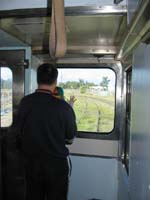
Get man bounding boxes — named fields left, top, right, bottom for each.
left=16, top=63, right=77, bottom=200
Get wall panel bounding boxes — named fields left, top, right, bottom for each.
left=129, top=43, right=150, bottom=199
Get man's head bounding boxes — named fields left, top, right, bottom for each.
left=37, top=63, right=58, bottom=87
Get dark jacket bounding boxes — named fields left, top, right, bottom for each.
left=16, top=90, right=77, bottom=158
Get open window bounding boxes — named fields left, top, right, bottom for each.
left=58, top=68, right=116, bottom=135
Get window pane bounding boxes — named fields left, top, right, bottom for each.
left=0, top=67, right=13, bottom=127
left=58, top=68, right=116, bottom=133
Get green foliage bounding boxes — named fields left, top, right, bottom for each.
left=80, top=86, right=87, bottom=94
left=79, top=79, right=84, bottom=85
left=59, top=80, right=95, bottom=90
left=64, top=89, right=115, bottom=133
left=100, top=76, right=110, bottom=91
left=59, top=81, right=80, bottom=89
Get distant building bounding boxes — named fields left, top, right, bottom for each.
left=89, top=85, right=110, bottom=96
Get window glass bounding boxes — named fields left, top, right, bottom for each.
left=0, top=67, right=13, bottom=127
left=58, top=68, right=116, bottom=133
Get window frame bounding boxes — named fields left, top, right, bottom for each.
left=57, top=62, right=122, bottom=140
left=0, top=49, right=25, bottom=130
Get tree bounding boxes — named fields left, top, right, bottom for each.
left=100, top=77, right=110, bottom=91
left=79, top=79, right=84, bottom=86
left=80, top=86, right=86, bottom=94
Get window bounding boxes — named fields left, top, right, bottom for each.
left=0, top=67, right=13, bottom=128
left=58, top=68, right=116, bottom=133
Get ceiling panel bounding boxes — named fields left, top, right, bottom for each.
left=0, top=5, right=127, bottom=56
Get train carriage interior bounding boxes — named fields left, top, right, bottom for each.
left=0, top=0, right=150, bottom=199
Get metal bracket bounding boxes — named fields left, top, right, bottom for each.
left=24, top=59, right=29, bottom=69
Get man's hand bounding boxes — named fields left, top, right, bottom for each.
left=67, top=96, right=77, bottom=107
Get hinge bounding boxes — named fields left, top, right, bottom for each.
left=24, top=59, right=29, bottom=69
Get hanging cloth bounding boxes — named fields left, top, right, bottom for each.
left=49, top=0, right=67, bottom=59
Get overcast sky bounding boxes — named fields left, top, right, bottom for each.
left=1, top=67, right=116, bottom=90
left=58, top=68, right=116, bottom=86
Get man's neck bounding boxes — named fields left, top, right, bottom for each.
left=38, top=84, right=54, bottom=93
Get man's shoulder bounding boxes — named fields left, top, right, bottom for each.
left=58, top=99, right=74, bottom=112
left=20, top=92, right=36, bottom=103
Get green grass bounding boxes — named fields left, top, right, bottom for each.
left=64, top=89, right=115, bottom=133
left=1, top=89, right=12, bottom=127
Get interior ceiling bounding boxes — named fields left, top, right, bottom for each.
left=0, top=0, right=126, bottom=11
left=0, top=5, right=127, bottom=60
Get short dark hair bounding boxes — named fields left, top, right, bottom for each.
left=37, top=63, right=58, bottom=85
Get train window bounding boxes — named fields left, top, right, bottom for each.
left=0, top=67, right=13, bottom=128
left=58, top=68, right=116, bottom=133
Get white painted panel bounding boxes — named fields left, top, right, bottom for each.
left=129, top=43, right=150, bottom=200
left=65, top=0, right=127, bottom=6
left=118, top=162, right=129, bottom=200
left=68, top=156, right=118, bottom=200
left=68, top=138, right=118, bottom=157
left=0, top=0, right=47, bottom=10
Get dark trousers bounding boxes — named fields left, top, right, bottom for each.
left=24, top=156, right=69, bottom=200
